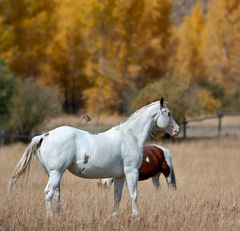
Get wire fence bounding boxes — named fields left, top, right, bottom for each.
left=0, top=112, right=240, bottom=146
left=179, top=112, right=240, bottom=139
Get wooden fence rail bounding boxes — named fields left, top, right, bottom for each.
left=181, top=112, right=240, bottom=139
left=182, top=113, right=223, bottom=138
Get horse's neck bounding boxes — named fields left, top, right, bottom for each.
left=121, top=104, right=158, bottom=146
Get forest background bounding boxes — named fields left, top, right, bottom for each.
left=0, top=0, right=239, bottom=136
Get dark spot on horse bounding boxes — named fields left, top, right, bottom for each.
left=44, top=132, right=49, bottom=137
left=89, top=131, right=99, bottom=135
left=83, top=155, right=90, bottom=164
left=79, top=167, right=85, bottom=174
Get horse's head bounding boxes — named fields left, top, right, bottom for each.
left=155, top=97, right=179, bottom=137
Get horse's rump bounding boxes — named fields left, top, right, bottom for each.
left=139, top=145, right=170, bottom=181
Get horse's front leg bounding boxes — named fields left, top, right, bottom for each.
left=121, top=129, right=142, bottom=216
left=112, top=177, right=125, bottom=216
left=125, top=168, right=139, bottom=216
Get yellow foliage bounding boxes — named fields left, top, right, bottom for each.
left=174, top=1, right=206, bottom=83
left=139, top=0, right=173, bottom=82
left=83, top=77, right=117, bottom=115
left=0, top=0, right=56, bottom=78
left=0, top=0, right=238, bottom=115
left=203, top=0, right=240, bottom=96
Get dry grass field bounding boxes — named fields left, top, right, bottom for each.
left=0, top=137, right=240, bottom=230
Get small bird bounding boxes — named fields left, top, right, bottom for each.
left=82, top=114, right=91, bottom=123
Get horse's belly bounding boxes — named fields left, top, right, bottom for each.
left=80, top=166, right=124, bottom=178
left=68, top=157, right=124, bottom=179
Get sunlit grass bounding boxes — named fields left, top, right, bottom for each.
left=0, top=138, right=240, bottom=230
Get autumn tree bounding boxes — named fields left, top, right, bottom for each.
left=174, top=1, right=206, bottom=83
left=83, top=0, right=120, bottom=115
left=1, top=0, right=238, bottom=118
left=84, top=0, right=174, bottom=115
left=171, top=1, right=220, bottom=115
left=139, top=0, right=173, bottom=84
left=203, top=0, right=240, bottom=99
left=0, top=0, right=57, bottom=79
left=82, top=0, right=140, bottom=115
left=42, top=0, right=91, bottom=113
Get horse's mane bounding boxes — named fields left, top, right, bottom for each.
left=124, top=101, right=159, bottom=123
left=126, top=100, right=169, bottom=122
left=117, top=100, right=169, bottom=130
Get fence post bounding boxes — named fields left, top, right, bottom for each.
left=0, top=130, right=5, bottom=146
left=183, top=117, right=187, bottom=139
left=217, top=112, right=223, bottom=136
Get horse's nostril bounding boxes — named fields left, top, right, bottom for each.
left=173, top=129, right=179, bottom=136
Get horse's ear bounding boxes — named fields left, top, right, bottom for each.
left=160, top=97, right=164, bottom=108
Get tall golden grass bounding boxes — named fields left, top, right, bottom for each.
left=0, top=138, right=240, bottom=230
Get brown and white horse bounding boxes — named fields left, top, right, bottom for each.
left=99, top=144, right=176, bottom=189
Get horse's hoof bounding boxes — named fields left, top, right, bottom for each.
left=132, top=211, right=139, bottom=217
left=112, top=211, right=119, bottom=217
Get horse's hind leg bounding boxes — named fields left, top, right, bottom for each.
left=44, top=170, right=62, bottom=217
left=112, top=177, right=125, bottom=216
left=166, top=168, right=177, bottom=189
left=152, top=172, right=161, bottom=189
left=52, top=185, right=61, bottom=214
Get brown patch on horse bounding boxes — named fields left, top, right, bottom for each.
left=139, top=145, right=170, bottom=181
left=161, top=159, right=170, bottom=178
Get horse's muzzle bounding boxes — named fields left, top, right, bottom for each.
left=172, top=128, right=179, bottom=137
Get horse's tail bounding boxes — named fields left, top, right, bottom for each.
left=170, top=165, right=177, bottom=189
left=159, top=145, right=177, bottom=189
left=7, top=135, right=43, bottom=196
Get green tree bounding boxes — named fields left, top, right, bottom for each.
left=131, top=76, right=187, bottom=120
left=9, top=79, right=61, bottom=136
left=0, top=60, right=16, bottom=128
left=131, top=75, right=220, bottom=118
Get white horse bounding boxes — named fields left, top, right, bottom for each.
left=7, top=98, right=179, bottom=217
